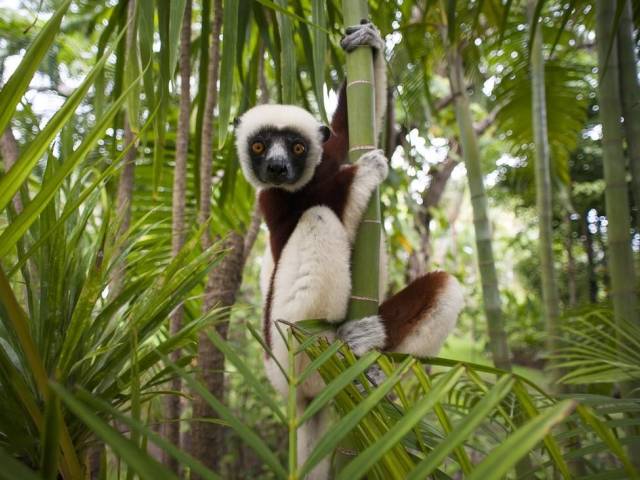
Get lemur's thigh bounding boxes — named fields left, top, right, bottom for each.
left=266, top=206, right=351, bottom=397
left=379, top=271, right=463, bottom=357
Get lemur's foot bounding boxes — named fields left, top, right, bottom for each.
left=357, top=149, right=389, bottom=183
left=337, top=315, right=386, bottom=356
left=341, top=19, right=384, bottom=53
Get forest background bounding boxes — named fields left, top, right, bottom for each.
left=1, top=0, right=640, bottom=478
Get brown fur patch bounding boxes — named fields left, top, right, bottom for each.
left=263, top=269, right=277, bottom=352
left=379, top=271, right=450, bottom=350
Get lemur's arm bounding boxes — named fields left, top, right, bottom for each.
left=325, top=20, right=388, bottom=164
left=326, top=21, right=390, bottom=241
left=341, top=20, right=387, bottom=139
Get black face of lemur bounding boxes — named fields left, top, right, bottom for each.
left=247, top=128, right=312, bottom=186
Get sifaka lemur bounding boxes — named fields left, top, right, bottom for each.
left=234, top=20, right=464, bottom=479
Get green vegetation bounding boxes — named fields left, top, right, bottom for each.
left=1, top=0, right=640, bottom=478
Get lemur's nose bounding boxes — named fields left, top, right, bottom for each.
left=267, top=162, right=287, bottom=177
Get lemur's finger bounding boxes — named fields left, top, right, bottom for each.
left=341, top=23, right=384, bottom=53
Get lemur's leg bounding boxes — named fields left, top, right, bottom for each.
left=264, top=206, right=351, bottom=480
left=341, top=20, right=388, bottom=138
left=339, top=271, right=464, bottom=357
left=265, top=206, right=351, bottom=398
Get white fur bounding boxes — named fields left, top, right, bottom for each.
left=265, top=206, right=351, bottom=398
left=297, top=400, right=331, bottom=480
left=394, top=275, right=464, bottom=357
left=337, top=315, right=386, bottom=356
left=342, top=149, right=389, bottom=242
left=235, top=104, right=325, bottom=192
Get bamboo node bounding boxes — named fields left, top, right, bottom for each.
left=349, top=144, right=376, bottom=152
left=350, top=295, right=378, bottom=302
left=347, top=79, right=373, bottom=87
left=362, top=219, right=381, bottom=224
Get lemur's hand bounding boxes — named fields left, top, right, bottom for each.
left=341, top=19, right=385, bottom=53
left=357, top=149, right=389, bottom=183
left=337, top=316, right=386, bottom=356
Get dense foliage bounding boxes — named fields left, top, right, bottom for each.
left=1, top=0, right=640, bottom=478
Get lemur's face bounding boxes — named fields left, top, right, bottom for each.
left=235, top=104, right=331, bottom=192
left=247, top=128, right=310, bottom=186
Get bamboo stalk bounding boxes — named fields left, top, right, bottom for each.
left=439, top=1, right=511, bottom=371
left=342, top=0, right=381, bottom=322
left=528, top=0, right=561, bottom=374
left=596, top=0, right=640, bottom=465
left=617, top=0, right=640, bottom=230
left=336, top=1, right=380, bottom=471
left=595, top=0, right=639, bottom=332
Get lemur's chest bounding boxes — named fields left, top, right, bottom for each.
left=258, top=164, right=356, bottom=263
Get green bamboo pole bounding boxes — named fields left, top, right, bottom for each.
left=528, top=0, right=561, bottom=371
left=439, top=15, right=511, bottom=371
left=595, top=0, right=639, bottom=331
left=337, top=0, right=380, bottom=472
left=343, top=0, right=381, bottom=322
left=597, top=0, right=640, bottom=464
left=617, top=0, right=640, bottom=229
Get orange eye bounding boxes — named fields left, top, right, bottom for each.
left=251, top=142, right=265, bottom=154
left=293, top=143, right=305, bottom=155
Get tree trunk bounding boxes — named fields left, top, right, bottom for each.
left=528, top=0, right=561, bottom=370
left=444, top=42, right=511, bottom=371
left=618, top=0, right=640, bottom=229
left=192, top=232, right=245, bottom=478
left=411, top=153, right=459, bottom=279
left=111, top=0, right=138, bottom=298
left=190, top=0, right=229, bottom=475
left=163, top=0, right=192, bottom=473
left=595, top=0, right=639, bottom=330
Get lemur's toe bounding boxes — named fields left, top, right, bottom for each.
left=338, top=316, right=387, bottom=356
left=341, top=22, right=384, bottom=53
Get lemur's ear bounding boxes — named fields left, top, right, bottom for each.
left=320, top=125, right=331, bottom=143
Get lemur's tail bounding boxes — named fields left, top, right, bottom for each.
left=379, top=271, right=464, bottom=357
left=337, top=271, right=464, bottom=358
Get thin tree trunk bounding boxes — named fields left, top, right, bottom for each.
left=411, top=153, right=459, bottom=278
left=162, top=0, right=192, bottom=473
left=444, top=41, right=511, bottom=371
left=595, top=0, right=639, bottom=330
left=596, top=0, right=640, bottom=464
left=528, top=0, right=561, bottom=370
left=191, top=0, right=228, bottom=475
left=111, top=0, right=138, bottom=298
left=618, top=0, right=640, bottom=229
